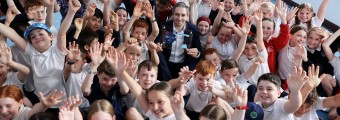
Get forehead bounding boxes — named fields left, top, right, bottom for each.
left=139, top=67, right=157, bottom=73
left=224, top=0, right=234, bottom=3
left=133, top=27, right=147, bottom=32
left=198, top=21, right=209, bottom=25
left=36, top=6, right=45, bottom=11
left=98, top=73, right=116, bottom=79
left=30, top=28, right=47, bottom=35
left=262, top=20, right=274, bottom=27
left=195, top=73, right=213, bottom=78
left=258, top=80, right=277, bottom=88
left=293, top=30, right=307, bottom=36
left=125, top=45, right=142, bottom=53
left=299, top=8, right=312, bottom=13
left=245, top=43, right=257, bottom=47
left=116, top=9, right=127, bottom=14
left=205, top=53, right=219, bottom=59
left=219, top=27, right=232, bottom=33
left=222, top=68, right=238, bottom=74
left=148, top=90, right=169, bottom=100
left=174, top=7, right=187, bottom=15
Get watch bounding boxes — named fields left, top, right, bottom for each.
left=87, top=69, right=97, bottom=75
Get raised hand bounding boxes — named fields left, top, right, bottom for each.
left=237, top=17, right=251, bottom=34
left=83, top=3, right=96, bottom=19
left=5, top=6, right=18, bottom=24
left=103, top=33, right=114, bottom=51
left=27, top=6, right=38, bottom=20
left=58, top=96, right=82, bottom=120
left=305, top=64, right=326, bottom=89
left=233, top=86, right=248, bottom=107
left=106, top=47, right=127, bottom=75
left=146, top=41, right=157, bottom=51
left=133, top=2, right=144, bottom=17
left=178, top=66, right=196, bottom=84
left=254, top=55, right=265, bottom=65
left=222, top=84, right=235, bottom=103
left=89, top=42, right=106, bottom=67
left=126, top=59, right=138, bottom=77
left=155, top=43, right=163, bottom=52
left=145, top=3, right=155, bottom=19
left=275, top=1, right=288, bottom=22
left=217, top=1, right=225, bottom=12
left=222, top=11, right=233, bottom=22
left=0, top=43, right=13, bottom=65
left=222, top=21, right=235, bottom=29
left=253, top=9, right=263, bottom=23
left=287, top=66, right=309, bottom=92
left=286, top=7, right=298, bottom=22
left=68, top=0, right=81, bottom=13
left=171, top=85, right=186, bottom=113
left=66, top=41, right=81, bottom=62
left=232, top=5, right=242, bottom=15
left=39, top=90, right=65, bottom=107
left=74, top=18, right=84, bottom=31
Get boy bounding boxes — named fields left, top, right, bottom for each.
left=81, top=43, right=129, bottom=120
left=255, top=67, right=308, bottom=119
left=0, top=0, right=81, bottom=107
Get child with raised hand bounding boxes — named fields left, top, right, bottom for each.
left=255, top=66, right=309, bottom=120
left=262, top=0, right=292, bottom=73
left=0, top=85, right=64, bottom=120
left=0, top=0, right=81, bottom=107
left=107, top=47, right=176, bottom=119
left=238, top=10, right=270, bottom=86
left=0, top=43, right=29, bottom=90
left=322, top=29, right=340, bottom=84
left=290, top=0, right=331, bottom=31
left=121, top=2, right=159, bottom=64
left=278, top=26, right=308, bottom=85
left=81, top=43, right=128, bottom=120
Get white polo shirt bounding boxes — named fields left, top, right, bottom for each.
left=25, top=44, right=67, bottom=107
left=238, top=50, right=270, bottom=85
left=278, top=44, right=307, bottom=79
left=257, top=98, right=294, bottom=120
left=185, top=78, right=222, bottom=112
left=2, top=72, right=24, bottom=90
left=210, top=35, right=238, bottom=60
left=330, top=57, right=340, bottom=81
left=65, top=64, right=91, bottom=108
left=145, top=109, right=176, bottom=120
left=12, top=105, right=31, bottom=120
left=290, top=17, right=323, bottom=30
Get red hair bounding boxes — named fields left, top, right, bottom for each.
left=0, top=85, right=24, bottom=102
left=204, top=48, right=219, bottom=56
left=132, top=19, right=149, bottom=32
left=195, top=60, right=216, bottom=76
left=196, top=16, right=211, bottom=25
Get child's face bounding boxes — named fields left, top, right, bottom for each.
left=197, top=21, right=210, bottom=35
left=256, top=80, right=280, bottom=108
left=87, top=16, right=101, bottom=31
left=124, top=45, right=142, bottom=62
left=217, top=27, right=233, bottom=44
left=260, top=7, right=273, bottom=19
left=220, top=68, right=238, bottom=84
left=90, top=111, right=115, bottom=120
left=204, top=53, right=221, bottom=69
left=0, top=97, right=23, bottom=120
left=84, top=38, right=99, bottom=52
left=34, top=6, right=46, bottom=22
left=132, top=27, right=148, bottom=42
left=147, top=90, right=173, bottom=118
left=116, top=9, right=127, bottom=26
left=307, top=30, right=323, bottom=49
left=29, top=29, right=53, bottom=51
left=137, top=67, right=158, bottom=89
left=298, top=8, right=313, bottom=23
left=290, top=30, right=307, bottom=47
left=243, top=43, right=258, bottom=59
left=98, top=73, right=118, bottom=93
left=294, top=103, right=311, bottom=117
left=262, top=20, right=275, bottom=40
left=194, top=73, right=214, bottom=92
left=224, top=0, right=235, bottom=12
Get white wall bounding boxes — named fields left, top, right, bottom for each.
left=293, top=0, right=340, bottom=26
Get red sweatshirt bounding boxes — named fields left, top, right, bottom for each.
left=264, top=23, right=290, bottom=73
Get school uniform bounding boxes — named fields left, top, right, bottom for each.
left=210, top=35, right=238, bottom=60
left=256, top=99, right=295, bottom=120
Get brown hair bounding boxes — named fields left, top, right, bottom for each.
left=146, top=82, right=174, bottom=98
left=97, top=60, right=116, bottom=77
left=200, top=104, right=227, bottom=120
left=0, top=85, right=24, bottom=102
left=87, top=100, right=115, bottom=120
left=304, top=88, right=318, bottom=107
left=25, top=0, right=43, bottom=11
left=137, top=60, right=158, bottom=73
left=195, top=60, right=216, bottom=76
left=221, top=59, right=239, bottom=71
left=292, top=3, right=315, bottom=30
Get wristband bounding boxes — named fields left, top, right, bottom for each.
left=151, top=19, right=157, bottom=22
left=235, top=105, right=247, bottom=110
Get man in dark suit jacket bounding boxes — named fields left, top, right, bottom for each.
left=156, top=2, right=202, bottom=79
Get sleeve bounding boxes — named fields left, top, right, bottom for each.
left=315, top=97, right=326, bottom=110
left=312, top=17, right=323, bottom=27
left=185, top=78, right=195, bottom=95
left=272, top=24, right=290, bottom=52
left=24, top=43, right=35, bottom=56
left=6, top=72, right=24, bottom=86
left=259, top=48, right=269, bottom=61
left=276, top=98, right=290, bottom=114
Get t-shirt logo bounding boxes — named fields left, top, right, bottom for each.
left=267, top=46, right=274, bottom=53
left=250, top=111, right=258, bottom=118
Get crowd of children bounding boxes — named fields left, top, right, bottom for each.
left=1, top=0, right=340, bottom=119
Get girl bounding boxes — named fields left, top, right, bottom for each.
left=278, top=26, right=308, bottom=85
left=87, top=100, right=116, bottom=120
left=290, top=0, right=330, bottom=31
left=303, top=27, right=336, bottom=96
left=0, top=85, right=64, bottom=120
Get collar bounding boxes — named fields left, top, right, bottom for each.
left=173, top=23, right=186, bottom=33
left=306, top=45, right=321, bottom=54
left=200, top=1, right=211, bottom=7
left=33, top=47, right=52, bottom=57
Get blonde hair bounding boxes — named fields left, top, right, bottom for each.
left=87, top=100, right=115, bottom=120
left=260, top=2, right=275, bottom=14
